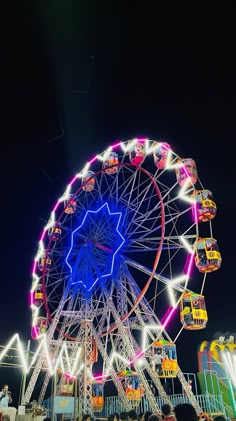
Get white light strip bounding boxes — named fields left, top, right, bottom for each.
left=105, top=352, right=130, bottom=376
left=180, top=236, right=194, bottom=254
left=34, top=240, right=45, bottom=263
left=58, top=185, right=72, bottom=203
left=178, top=178, right=192, bottom=198
left=44, top=212, right=56, bottom=232
left=76, top=162, right=91, bottom=178
left=167, top=284, right=177, bottom=307
left=96, top=146, right=113, bottom=162
left=142, top=325, right=162, bottom=352
left=76, top=363, right=84, bottom=376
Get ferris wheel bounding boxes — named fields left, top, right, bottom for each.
left=26, top=138, right=221, bottom=414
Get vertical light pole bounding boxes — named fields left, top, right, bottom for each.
left=21, top=339, right=31, bottom=405
left=73, top=376, right=78, bottom=421
left=51, top=371, right=57, bottom=421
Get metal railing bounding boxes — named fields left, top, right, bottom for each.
left=104, top=393, right=228, bottom=417
left=43, top=393, right=231, bottom=419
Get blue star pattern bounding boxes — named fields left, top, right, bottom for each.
left=65, top=203, right=125, bottom=295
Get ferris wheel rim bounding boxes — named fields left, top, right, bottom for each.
left=27, top=138, right=219, bottom=412
left=31, top=138, right=211, bottom=344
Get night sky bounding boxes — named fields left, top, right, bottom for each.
left=1, top=2, right=236, bottom=397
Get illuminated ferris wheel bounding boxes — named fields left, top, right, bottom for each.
left=26, top=138, right=221, bottom=414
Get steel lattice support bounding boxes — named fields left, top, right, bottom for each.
left=92, top=326, right=132, bottom=410
left=177, top=369, right=202, bottom=413
left=108, top=299, right=160, bottom=413
left=115, top=278, right=129, bottom=365
left=79, top=319, right=93, bottom=415
left=24, top=283, right=72, bottom=403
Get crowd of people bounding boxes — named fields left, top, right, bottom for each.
left=96, top=405, right=227, bottom=421
left=0, top=383, right=228, bottom=421
left=42, top=407, right=228, bottom=421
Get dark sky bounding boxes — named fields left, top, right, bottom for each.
left=1, top=1, right=236, bottom=390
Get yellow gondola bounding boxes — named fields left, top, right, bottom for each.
left=118, top=369, right=142, bottom=401
left=180, top=292, right=208, bottom=330
left=152, top=340, right=178, bottom=377
left=191, top=189, right=217, bottom=222
left=33, top=284, right=44, bottom=306
left=195, top=237, right=222, bottom=273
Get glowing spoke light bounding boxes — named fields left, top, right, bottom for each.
left=0, top=334, right=28, bottom=373
left=180, top=236, right=194, bottom=254
left=44, top=213, right=55, bottom=232
left=142, top=325, right=162, bottom=352
left=183, top=252, right=195, bottom=278
left=58, top=184, right=72, bottom=203
left=179, top=195, right=195, bottom=204
left=96, top=147, right=113, bottom=162
left=120, top=138, right=138, bottom=153
left=161, top=306, right=177, bottom=330
left=169, top=275, right=188, bottom=285
left=178, top=179, right=193, bottom=198
left=167, top=273, right=189, bottom=306
left=105, top=351, right=130, bottom=376
left=76, top=363, right=84, bottom=376
left=0, top=334, right=83, bottom=377
left=93, top=373, right=109, bottom=381
left=167, top=284, right=177, bottom=307
left=34, top=241, right=45, bottom=264
left=76, top=162, right=91, bottom=179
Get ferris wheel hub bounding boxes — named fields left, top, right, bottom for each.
left=65, top=202, right=125, bottom=294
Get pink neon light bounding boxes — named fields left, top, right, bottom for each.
left=93, top=374, right=109, bottom=381
left=40, top=229, right=47, bottom=242
left=31, top=326, right=38, bottom=340
left=64, top=372, right=76, bottom=380
left=192, top=199, right=198, bottom=223
left=111, top=141, right=121, bottom=149
left=32, top=261, right=37, bottom=275
left=53, top=201, right=60, bottom=213
left=161, top=306, right=176, bottom=329
left=69, top=176, right=78, bottom=187
left=161, top=143, right=171, bottom=150
left=128, top=307, right=176, bottom=365
left=182, top=165, right=190, bottom=181
left=88, top=156, right=98, bottom=165
left=136, top=138, right=147, bottom=143
left=129, top=351, right=144, bottom=366
left=135, top=351, right=144, bottom=359
left=29, top=291, right=34, bottom=307
left=183, top=252, right=195, bottom=277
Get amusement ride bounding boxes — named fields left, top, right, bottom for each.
left=26, top=138, right=222, bottom=415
